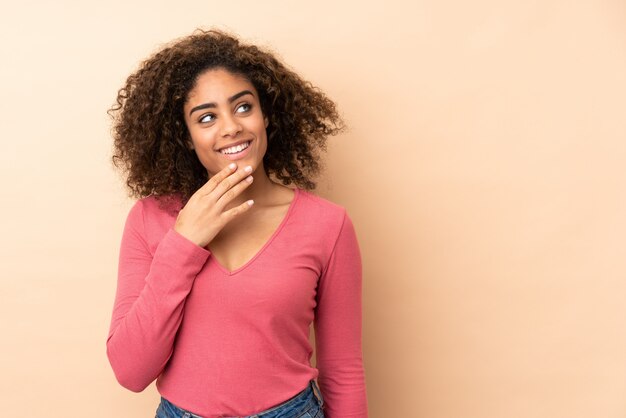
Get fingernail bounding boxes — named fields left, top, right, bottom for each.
left=244, top=165, right=253, bottom=173
left=246, top=175, right=253, bottom=183
left=247, top=200, right=254, bottom=206
left=229, top=163, right=236, bottom=170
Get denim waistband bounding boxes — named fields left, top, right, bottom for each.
left=159, top=379, right=324, bottom=418
left=247, top=379, right=324, bottom=417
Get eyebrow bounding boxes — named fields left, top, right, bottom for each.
left=188, top=90, right=254, bottom=117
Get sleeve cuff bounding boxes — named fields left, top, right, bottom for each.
left=158, top=228, right=212, bottom=267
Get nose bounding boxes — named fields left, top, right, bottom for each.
left=220, top=113, right=243, bottom=137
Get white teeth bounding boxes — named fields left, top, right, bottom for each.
left=220, top=141, right=250, bottom=155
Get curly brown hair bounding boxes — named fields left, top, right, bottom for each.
left=108, top=28, right=345, bottom=211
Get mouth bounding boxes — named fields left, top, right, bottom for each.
left=217, top=140, right=252, bottom=160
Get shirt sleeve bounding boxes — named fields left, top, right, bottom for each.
left=314, top=210, right=369, bottom=417
left=105, top=200, right=211, bottom=392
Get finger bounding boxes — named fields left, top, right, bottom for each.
left=221, top=199, right=255, bottom=222
left=199, top=163, right=238, bottom=195
left=215, top=173, right=254, bottom=209
left=211, top=164, right=253, bottom=199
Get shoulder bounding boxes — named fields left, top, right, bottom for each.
left=292, top=188, right=356, bottom=245
left=295, top=188, right=347, bottom=228
left=122, top=195, right=181, bottom=249
left=129, top=194, right=182, bottom=220
left=297, top=189, right=347, bottom=232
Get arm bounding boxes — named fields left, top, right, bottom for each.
left=105, top=200, right=211, bottom=392
left=314, top=210, right=369, bottom=417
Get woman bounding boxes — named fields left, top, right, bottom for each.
left=106, top=28, right=368, bottom=418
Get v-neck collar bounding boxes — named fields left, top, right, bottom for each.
left=212, top=187, right=300, bottom=276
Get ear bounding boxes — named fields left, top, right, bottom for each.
left=264, top=116, right=269, bottom=128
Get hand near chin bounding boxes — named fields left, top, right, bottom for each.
left=174, top=163, right=254, bottom=248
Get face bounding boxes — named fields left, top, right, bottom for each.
left=183, top=68, right=269, bottom=177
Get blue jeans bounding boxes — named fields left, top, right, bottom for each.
left=155, top=379, right=325, bottom=418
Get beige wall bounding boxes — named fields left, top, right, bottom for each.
left=1, top=0, right=625, bottom=416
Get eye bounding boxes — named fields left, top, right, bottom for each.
left=236, top=103, right=252, bottom=113
left=199, top=113, right=215, bottom=124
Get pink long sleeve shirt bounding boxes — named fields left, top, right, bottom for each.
left=106, top=188, right=368, bottom=417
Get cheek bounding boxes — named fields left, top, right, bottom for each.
left=261, top=130, right=268, bottom=153
left=188, top=128, right=216, bottom=149
left=187, top=134, right=218, bottom=164
left=259, top=136, right=268, bottom=154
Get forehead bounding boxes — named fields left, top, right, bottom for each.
left=185, top=68, right=256, bottom=103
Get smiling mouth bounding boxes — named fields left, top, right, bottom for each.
left=218, top=140, right=251, bottom=155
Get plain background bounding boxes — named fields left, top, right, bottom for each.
left=1, top=0, right=625, bottom=417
